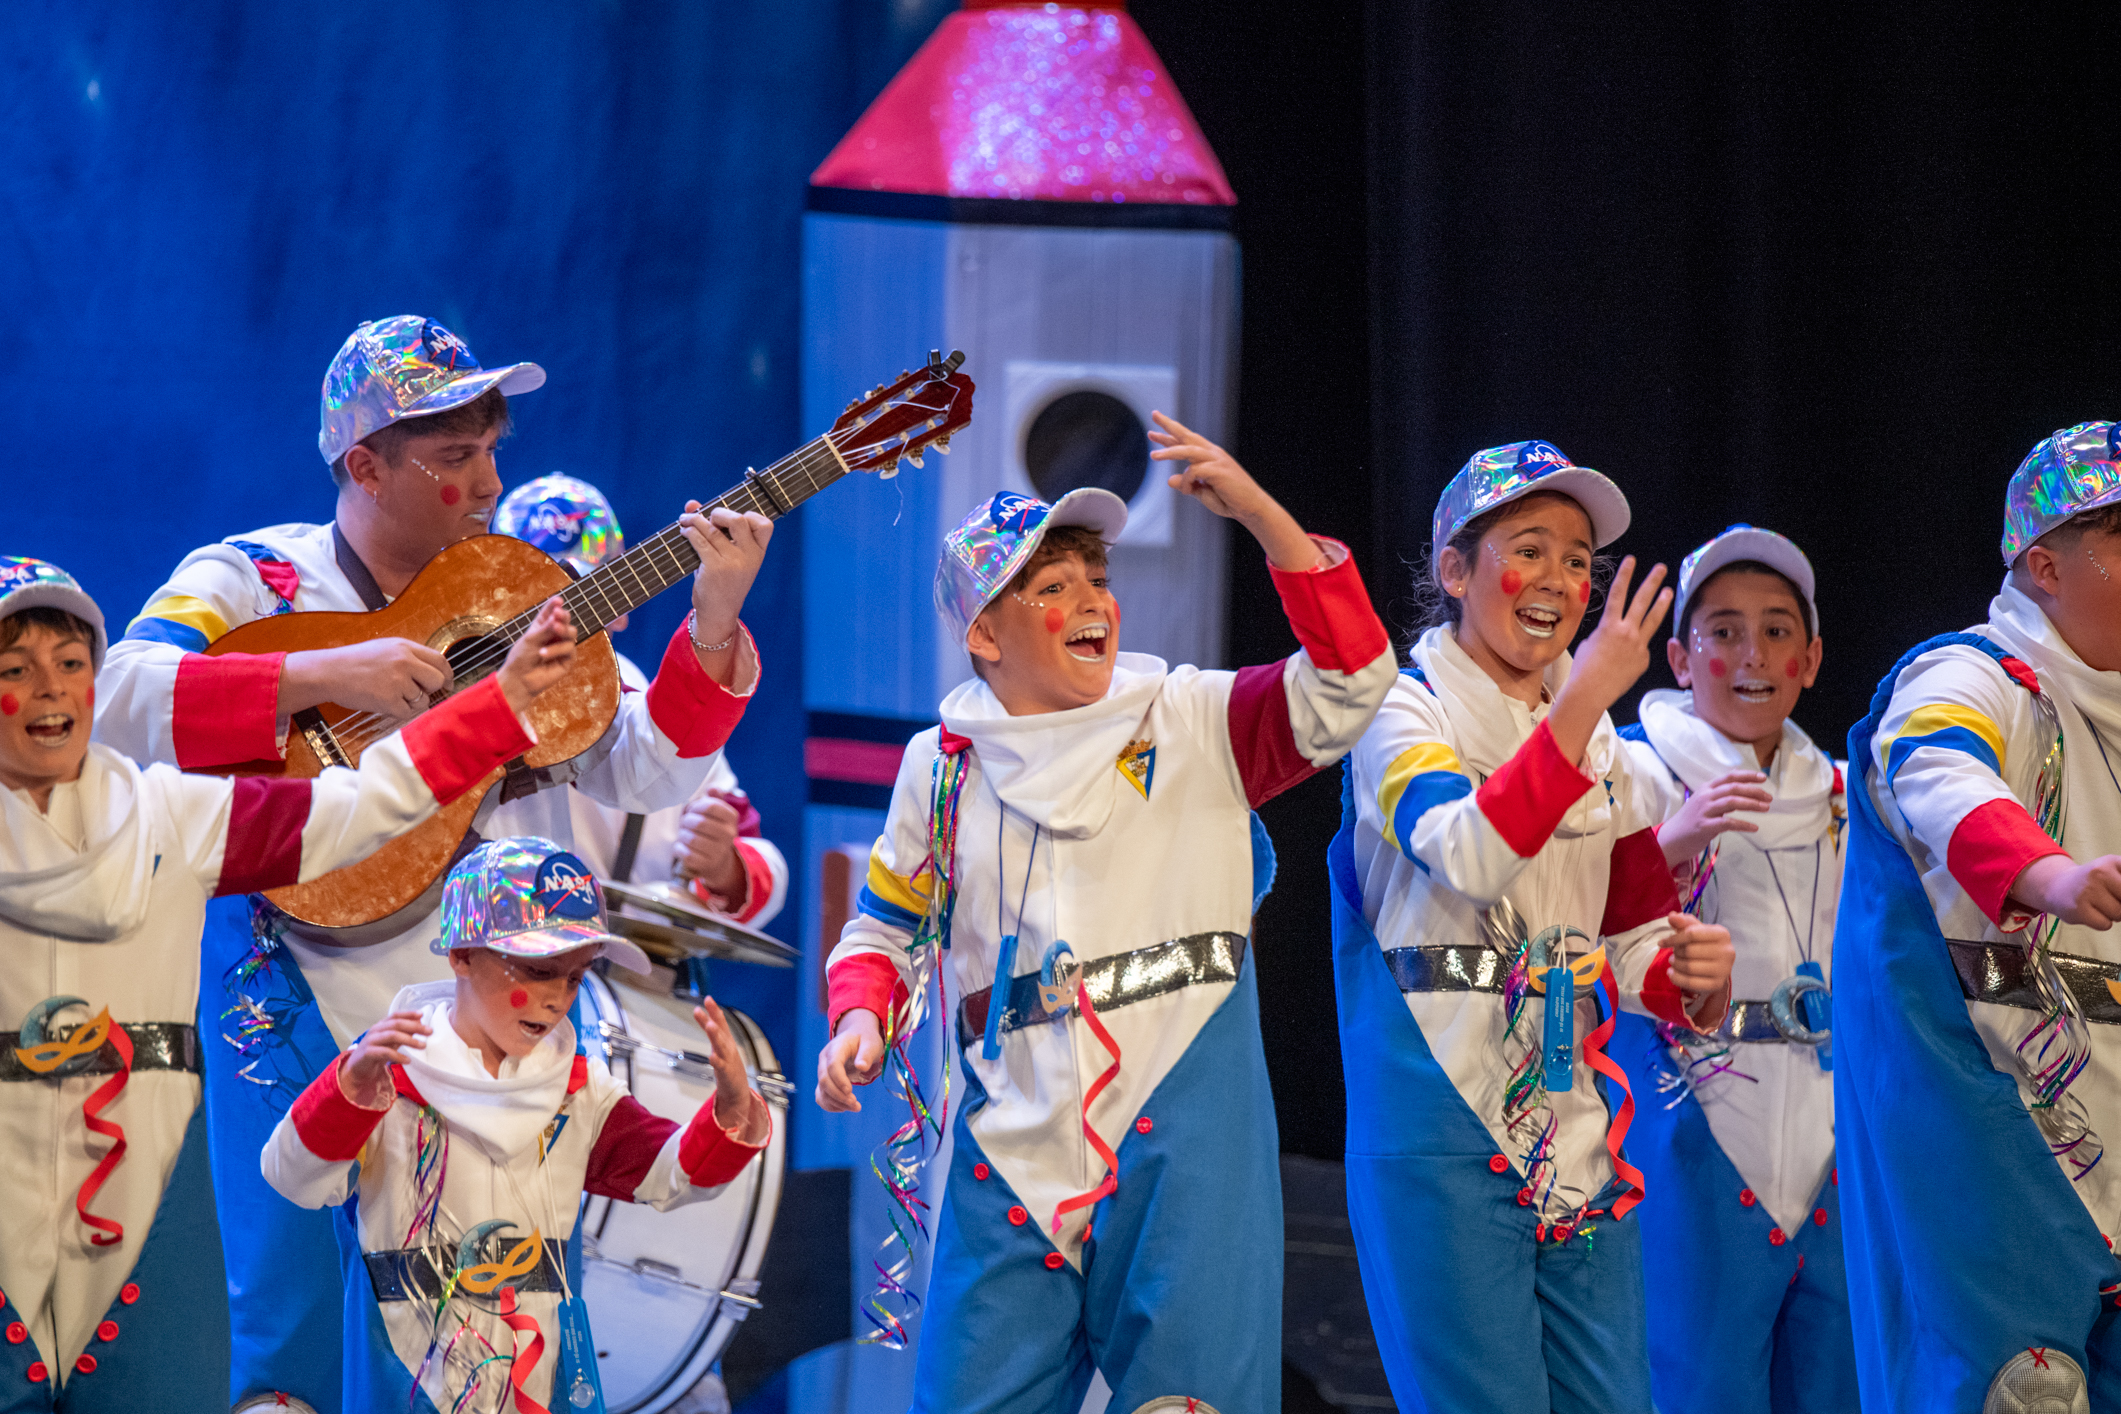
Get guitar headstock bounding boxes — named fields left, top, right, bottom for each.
left=828, top=350, right=975, bottom=477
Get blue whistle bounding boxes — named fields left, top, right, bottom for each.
left=1797, top=959, right=1832, bottom=1072
left=1542, top=965, right=1576, bottom=1092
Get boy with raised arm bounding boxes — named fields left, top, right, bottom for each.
left=816, top=414, right=1394, bottom=1412
left=0, top=557, right=576, bottom=1411
left=92, top=316, right=772, bottom=1411
left=1838, top=422, right=2121, bottom=1409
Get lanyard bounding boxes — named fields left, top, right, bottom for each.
left=980, top=801, right=1041, bottom=1061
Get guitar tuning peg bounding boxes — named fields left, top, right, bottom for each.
left=936, top=437, right=952, bottom=454
left=845, top=398, right=859, bottom=411
left=909, top=453, right=924, bottom=469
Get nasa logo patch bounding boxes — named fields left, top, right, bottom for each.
left=531, top=852, right=600, bottom=921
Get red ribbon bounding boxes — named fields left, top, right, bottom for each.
left=1582, top=968, right=1645, bottom=1221
left=76, top=1025, right=134, bottom=1246
left=1050, top=981, right=1123, bottom=1235
left=496, top=1286, right=550, bottom=1414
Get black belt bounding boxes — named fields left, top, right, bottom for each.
left=958, top=932, right=1248, bottom=1047
left=365, top=1238, right=569, bottom=1303
left=1382, top=944, right=1507, bottom=995
left=0, top=1022, right=200, bottom=1081
left=1949, top=939, right=2121, bottom=1026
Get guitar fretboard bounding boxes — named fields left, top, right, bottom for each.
left=527, top=431, right=847, bottom=646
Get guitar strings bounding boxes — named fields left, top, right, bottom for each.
left=323, top=386, right=949, bottom=758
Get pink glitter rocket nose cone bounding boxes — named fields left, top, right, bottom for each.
left=811, top=1, right=1235, bottom=206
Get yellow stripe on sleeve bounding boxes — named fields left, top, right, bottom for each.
left=865, top=841, right=933, bottom=916
left=1378, top=741, right=1467, bottom=823
left=1888, top=703, right=2006, bottom=770
left=127, top=595, right=230, bottom=643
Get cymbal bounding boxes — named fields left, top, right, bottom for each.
left=600, top=879, right=798, bottom=968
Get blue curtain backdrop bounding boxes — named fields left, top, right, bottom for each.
left=3, top=0, right=952, bottom=1053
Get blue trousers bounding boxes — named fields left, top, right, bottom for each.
left=911, top=955, right=1283, bottom=1414
left=1614, top=1016, right=1857, bottom=1414
left=0, top=1103, right=229, bottom=1414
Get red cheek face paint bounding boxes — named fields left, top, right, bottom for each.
left=508, top=988, right=528, bottom=1010
left=1785, top=659, right=1802, bottom=679
left=1499, top=569, right=1524, bottom=595
left=1044, top=607, right=1065, bottom=634
left=1708, top=658, right=1728, bottom=679
left=1578, top=581, right=1591, bottom=604
left=85, top=686, right=93, bottom=708
left=439, top=484, right=463, bottom=507
left=0, top=695, right=16, bottom=716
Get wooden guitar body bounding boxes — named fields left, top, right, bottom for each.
left=206, top=535, right=619, bottom=936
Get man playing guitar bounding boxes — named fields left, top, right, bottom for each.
left=94, top=315, right=774, bottom=1413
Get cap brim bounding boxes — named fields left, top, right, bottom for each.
left=1519, top=468, right=1632, bottom=549
left=1677, top=528, right=1819, bottom=635
left=479, top=922, right=650, bottom=975
left=1044, top=486, right=1130, bottom=543
left=402, top=361, right=547, bottom=419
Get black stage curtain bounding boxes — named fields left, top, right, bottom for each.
left=1151, top=0, right=2121, bottom=1160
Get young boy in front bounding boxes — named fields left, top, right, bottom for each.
left=1837, top=422, right=2121, bottom=1410
left=0, top=558, right=576, bottom=1412
left=1613, top=526, right=1857, bottom=1412
left=814, top=414, right=1394, bottom=1413
left=262, top=836, right=771, bottom=1414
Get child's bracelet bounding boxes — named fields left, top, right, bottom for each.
left=688, top=610, right=736, bottom=653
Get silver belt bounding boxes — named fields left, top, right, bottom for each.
left=957, top=931, right=1247, bottom=1046
left=1382, top=944, right=1506, bottom=994
left=365, top=1238, right=568, bottom=1303
left=1949, top=939, right=2121, bottom=1026
left=1670, top=1000, right=1806, bottom=1046
left=0, top=1022, right=200, bottom=1081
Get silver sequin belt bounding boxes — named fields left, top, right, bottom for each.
left=957, top=931, right=1248, bottom=1047
left=1381, top=944, right=1507, bottom=994
left=0, top=1022, right=200, bottom=1081
left=1949, top=938, right=2121, bottom=1026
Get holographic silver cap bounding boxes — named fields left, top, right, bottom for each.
left=934, top=487, right=1127, bottom=652
left=433, top=836, right=650, bottom=974
left=494, top=474, right=625, bottom=575
left=2000, top=421, right=2121, bottom=564
left=0, top=557, right=106, bottom=671
left=1431, top=440, right=1631, bottom=572
left=1674, top=524, right=1818, bottom=636
left=319, top=315, right=545, bottom=466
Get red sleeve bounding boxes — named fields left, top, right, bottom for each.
left=1265, top=538, right=1391, bottom=673
left=287, top=1055, right=391, bottom=1162
left=722, top=841, right=778, bottom=923
left=214, top=777, right=315, bottom=896
left=1635, top=948, right=1697, bottom=1026
left=1473, top=720, right=1594, bottom=857
left=676, top=1093, right=771, bottom=1188
left=173, top=652, right=285, bottom=769
left=1226, top=661, right=1318, bottom=808
left=1601, top=826, right=1680, bottom=936
left=644, top=622, right=754, bottom=759
left=1948, top=796, right=2069, bottom=926
left=399, top=675, right=535, bottom=806
left=582, top=1095, right=679, bottom=1200
left=827, top=953, right=906, bottom=1040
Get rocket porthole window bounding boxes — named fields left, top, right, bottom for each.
left=1024, top=390, right=1148, bottom=507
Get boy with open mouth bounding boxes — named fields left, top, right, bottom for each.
left=815, top=412, right=1395, bottom=1412
left=1613, top=525, right=1857, bottom=1413
left=262, top=836, right=770, bottom=1414
left=0, top=557, right=576, bottom=1410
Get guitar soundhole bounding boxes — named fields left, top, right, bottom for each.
left=432, top=616, right=506, bottom=689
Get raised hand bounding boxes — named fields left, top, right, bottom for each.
left=680, top=504, right=772, bottom=686
left=692, top=996, right=767, bottom=1142
left=1656, top=769, right=1774, bottom=868
left=337, top=1010, right=432, bottom=1110
left=2011, top=853, right=2121, bottom=929
left=673, top=792, right=747, bottom=901
left=815, top=1008, right=886, bottom=1113
left=281, top=637, right=454, bottom=722
left=496, top=598, right=576, bottom=715
left=1546, top=555, right=1673, bottom=765
left=1147, top=411, right=1322, bottom=571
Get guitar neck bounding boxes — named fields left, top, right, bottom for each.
left=547, top=431, right=848, bottom=636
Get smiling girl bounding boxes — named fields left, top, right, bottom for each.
left=1613, top=526, right=1856, bottom=1414
left=1330, top=442, right=1735, bottom=1413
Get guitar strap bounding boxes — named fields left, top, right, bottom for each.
left=611, top=815, right=646, bottom=883
left=332, top=522, right=390, bottom=612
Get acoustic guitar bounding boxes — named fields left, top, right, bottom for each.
left=207, top=351, right=974, bottom=938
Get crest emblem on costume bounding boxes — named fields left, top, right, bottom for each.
left=1117, top=738, right=1156, bottom=800
left=531, top=852, right=600, bottom=921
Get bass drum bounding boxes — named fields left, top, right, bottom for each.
left=577, top=970, right=788, bottom=1412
